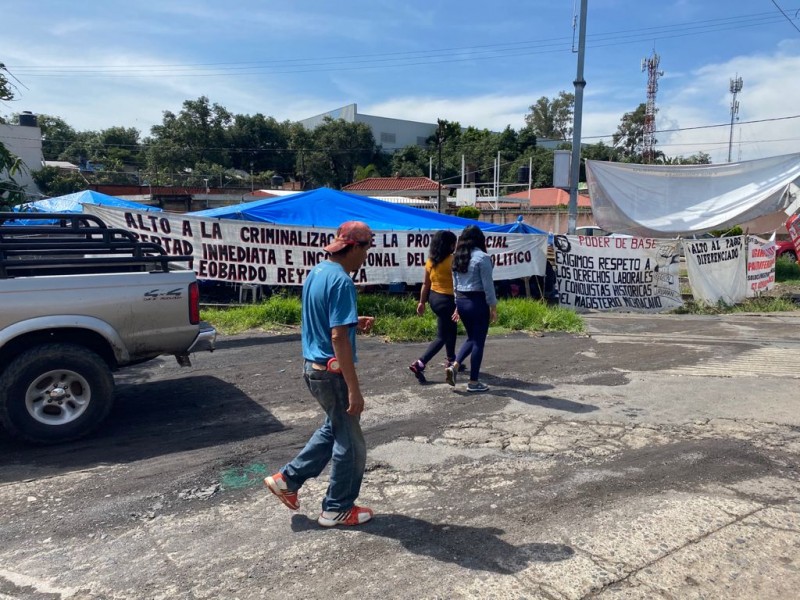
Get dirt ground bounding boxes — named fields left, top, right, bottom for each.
left=1, top=311, right=800, bottom=599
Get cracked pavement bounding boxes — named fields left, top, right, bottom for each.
left=1, top=312, right=800, bottom=599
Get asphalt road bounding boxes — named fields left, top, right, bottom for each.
left=2, top=312, right=800, bottom=599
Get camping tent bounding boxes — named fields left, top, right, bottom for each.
left=191, top=187, right=501, bottom=231
left=16, top=190, right=162, bottom=214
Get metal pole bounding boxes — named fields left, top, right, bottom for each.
left=567, top=0, right=588, bottom=234
left=528, top=156, right=532, bottom=197
left=437, top=119, right=444, bottom=213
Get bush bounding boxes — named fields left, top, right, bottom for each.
left=456, top=206, right=481, bottom=220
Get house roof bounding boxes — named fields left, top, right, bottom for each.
left=343, top=177, right=440, bottom=192
left=504, top=187, right=592, bottom=208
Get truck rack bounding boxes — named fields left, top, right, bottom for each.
left=0, top=212, right=191, bottom=278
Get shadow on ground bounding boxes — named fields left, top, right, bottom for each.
left=0, top=375, right=285, bottom=482
left=290, top=513, right=574, bottom=574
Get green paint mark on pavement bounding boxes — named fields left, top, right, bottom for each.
left=220, top=463, right=268, bottom=489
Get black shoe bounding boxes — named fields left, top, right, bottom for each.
left=409, top=360, right=426, bottom=383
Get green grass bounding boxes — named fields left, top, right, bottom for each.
left=672, top=296, right=797, bottom=315
left=776, top=256, right=800, bottom=283
left=201, top=293, right=585, bottom=340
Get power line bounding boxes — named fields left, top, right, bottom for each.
left=7, top=10, right=799, bottom=78
left=770, top=0, right=800, bottom=34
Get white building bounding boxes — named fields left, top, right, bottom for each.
left=0, top=112, right=43, bottom=199
left=299, top=103, right=436, bottom=152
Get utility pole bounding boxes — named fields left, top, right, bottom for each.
left=728, top=76, right=743, bottom=163
left=437, top=119, right=445, bottom=213
left=567, top=0, right=588, bottom=234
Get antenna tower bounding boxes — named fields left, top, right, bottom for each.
left=641, top=51, right=663, bottom=164
left=727, top=75, right=743, bottom=163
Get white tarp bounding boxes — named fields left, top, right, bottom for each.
left=552, top=234, right=683, bottom=313
left=85, top=205, right=548, bottom=286
left=684, top=236, right=748, bottom=304
left=746, top=235, right=777, bottom=297
left=586, top=154, right=800, bottom=237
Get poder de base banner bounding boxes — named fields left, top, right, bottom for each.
left=553, top=234, right=683, bottom=313
left=85, top=205, right=548, bottom=286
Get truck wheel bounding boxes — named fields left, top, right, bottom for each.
left=0, top=344, right=114, bottom=444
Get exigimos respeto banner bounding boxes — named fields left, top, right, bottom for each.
left=553, top=234, right=683, bottom=312
left=85, top=205, right=548, bottom=285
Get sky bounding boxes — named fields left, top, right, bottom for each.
left=3, top=0, right=800, bottom=164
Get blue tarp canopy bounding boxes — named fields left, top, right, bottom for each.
left=17, top=190, right=162, bottom=214
left=483, top=216, right=552, bottom=243
left=191, top=187, right=505, bottom=231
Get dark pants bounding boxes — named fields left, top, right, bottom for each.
left=420, top=291, right=457, bottom=365
left=455, top=292, right=490, bottom=382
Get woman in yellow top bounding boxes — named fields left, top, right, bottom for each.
left=409, top=230, right=461, bottom=383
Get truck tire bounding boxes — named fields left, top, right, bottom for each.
left=0, top=344, right=115, bottom=444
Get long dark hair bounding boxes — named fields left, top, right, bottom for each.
left=452, top=225, right=486, bottom=273
left=428, top=230, right=457, bottom=267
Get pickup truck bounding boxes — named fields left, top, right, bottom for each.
left=0, top=212, right=216, bottom=444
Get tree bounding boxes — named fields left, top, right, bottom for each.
left=303, top=117, right=379, bottom=188
left=37, top=115, right=78, bottom=161
left=227, top=114, right=293, bottom=175
left=390, top=145, right=428, bottom=177
left=524, top=91, right=574, bottom=141
left=612, top=103, right=649, bottom=162
left=658, top=151, right=712, bottom=165
left=0, top=67, right=27, bottom=207
left=31, top=166, right=88, bottom=196
left=0, top=142, right=26, bottom=209
left=148, top=96, right=233, bottom=173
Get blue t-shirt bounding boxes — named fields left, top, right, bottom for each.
left=301, top=261, right=358, bottom=363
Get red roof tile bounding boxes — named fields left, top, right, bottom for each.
left=504, top=188, right=592, bottom=208
left=343, top=177, right=440, bottom=192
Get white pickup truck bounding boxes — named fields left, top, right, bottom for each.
left=0, top=212, right=216, bottom=443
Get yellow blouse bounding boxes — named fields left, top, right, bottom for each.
left=426, top=255, right=454, bottom=296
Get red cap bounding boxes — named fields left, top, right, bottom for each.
left=324, top=221, right=373, bottom=253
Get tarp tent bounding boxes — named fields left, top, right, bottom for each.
left=586, top=153, right=800, bottom=237
left=9, top=190, right=162, bottom=225
left=191, top=187, right=503, bottom=231
left=483, top=216, right=552, bottom=242
left=17, top=190, right=162, bottom=214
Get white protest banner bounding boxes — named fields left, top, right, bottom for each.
left=553, top=234, right=683, bottom=312
left=84, top=205, right=548, bottom=285
left=746, top=235, right=776, bottom=297
left=683, top=236, right=747, bottom=304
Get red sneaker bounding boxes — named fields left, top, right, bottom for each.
left=317, top=505, right=374, bottom=527
left=264, top=473, right=299, bottom=510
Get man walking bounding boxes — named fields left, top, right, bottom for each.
left=265, top=221, right=375, bottom=527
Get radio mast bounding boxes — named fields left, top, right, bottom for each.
left=641, top=51, right=663, bottom=164
left=728, top=76, right=743, bottom=163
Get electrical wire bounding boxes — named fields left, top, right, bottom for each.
left=770, top=0, right=800, bottom=34
left=6, top=9, right=799, bottom=78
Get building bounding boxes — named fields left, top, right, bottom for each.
left=0, top=112, right=44, bottom=198
left=299, top=104, right=436, bottom=152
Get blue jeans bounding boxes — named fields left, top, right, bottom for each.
left=455, top=292, right=490, bottom=382
left=281, top=361, right=366, bottom=512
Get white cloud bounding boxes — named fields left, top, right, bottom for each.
left=365, top=94, right=536, bottom=130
